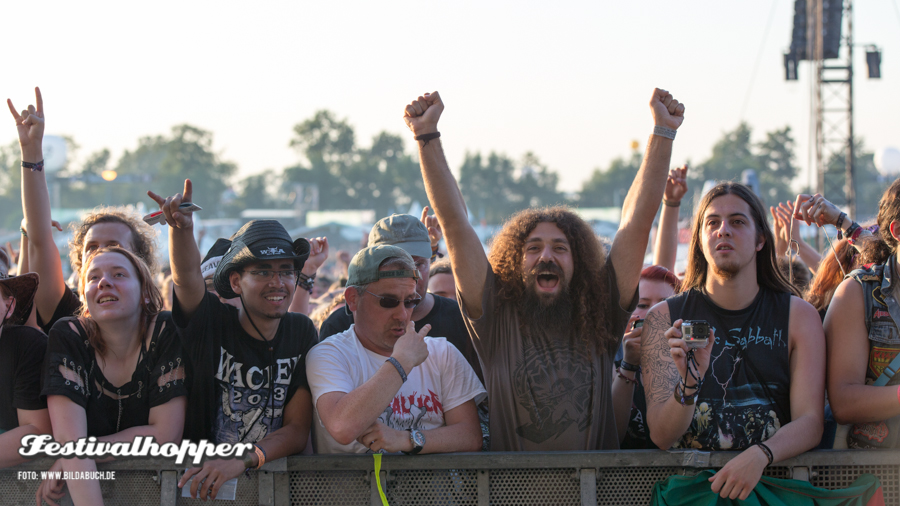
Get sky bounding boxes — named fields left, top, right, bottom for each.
left=3, top=0, right=900, bottom=196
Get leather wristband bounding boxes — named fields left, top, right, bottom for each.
left=386, top=357, right=408, bottom=383
left=663, top=199, right=681, bottom=207
left=757, top=442, right=774, bottom=466
left=620, top=360, right=640, bottom=372
left=414, top=132, right=441, bottom=146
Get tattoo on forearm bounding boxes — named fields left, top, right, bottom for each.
left=642, top=308, right=681, bottom=406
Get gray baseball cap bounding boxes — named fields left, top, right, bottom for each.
left=368, top=214, right=432, bottom=259
left=347, top=245, right=420, bottom=287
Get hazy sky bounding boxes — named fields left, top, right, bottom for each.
left=3, top=1, right=899, bottom=195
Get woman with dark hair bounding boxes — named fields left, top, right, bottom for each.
left=614, top=265, right=681, bottom=448
left=37, top=247, right=186, bottom=506
left=824, top=179, right=900, bottom=449
left=8, top=88, right=159, bottom=338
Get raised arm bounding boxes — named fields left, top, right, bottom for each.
left=652, top=165, right=688, bottom=271
left=9, top=88, right=67, bottom=322
left=288, top=237, right=329, bottom=315
left=403, top=92, right=488, bottom=318
left=610, top=89, right=685, bottom=308
left=148, top=179, right=205, bottom=319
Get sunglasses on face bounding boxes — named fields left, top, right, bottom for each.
left=364, top=290, right=421, bottom=309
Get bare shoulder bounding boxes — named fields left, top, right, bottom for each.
left=788, top=295, right=824, bottom=348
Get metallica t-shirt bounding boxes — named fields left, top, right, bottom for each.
left=306, top=326, right=486, bottom=454
left=461, top=256, right=636, bottom=451
left=173, top=292, right=318, bottom=444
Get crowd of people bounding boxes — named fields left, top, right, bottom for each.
left=2, top=86, right=898, bottom=504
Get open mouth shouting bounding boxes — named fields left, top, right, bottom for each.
left=530, top=261, right=564, bottom=294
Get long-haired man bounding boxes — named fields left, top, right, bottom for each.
left=403, top=88, right=685, bottom=451
left=641, top=182, right=824, bottom=500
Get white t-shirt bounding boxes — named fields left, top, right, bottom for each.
left=306, top=325, right=487, bottom=454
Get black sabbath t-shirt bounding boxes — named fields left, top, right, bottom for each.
left=173, top=292, right=318, bottom=444
left=666, top=288, right=792, bottom=450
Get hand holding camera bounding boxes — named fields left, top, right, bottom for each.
left=665, top=319, right=715, bottom=389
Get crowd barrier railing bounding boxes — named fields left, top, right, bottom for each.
left=9, top=449, right=900, bottom=506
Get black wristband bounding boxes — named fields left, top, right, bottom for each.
left=414, top=132, right=441, bottom=146
left=757, top=442, right=774, bottom=466
left=620, top=360, right=640, bottom=372
left=21, top=160, right=44, bottom=172
left=386, top=357, right=408, bottom=383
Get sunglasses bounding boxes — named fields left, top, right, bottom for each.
left=365, top=290, right=421, bottom=309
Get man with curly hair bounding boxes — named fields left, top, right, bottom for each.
left=402, top=89, right=685, bottom=450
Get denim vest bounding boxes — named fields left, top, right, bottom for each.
left=849, top=256, right=900, bottom=381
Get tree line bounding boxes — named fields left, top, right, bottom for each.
left=0, top=112, right=885, bottom=231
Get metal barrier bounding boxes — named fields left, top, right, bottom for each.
left=8, top=450, right=900, bottom=506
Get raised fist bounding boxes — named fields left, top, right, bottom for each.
left=403, top=92, right=443, bottom=136
left=650, top=89, right=685, bottom=130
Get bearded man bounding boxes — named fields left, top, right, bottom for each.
left=403, top=89, right=685, bottom=450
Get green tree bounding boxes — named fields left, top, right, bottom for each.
left=579, top=151, right=642, bottom=208
left=115, top=124, right=236, bottom=215
left=0, top=140, right=23, bottom=230
left=823, top=140, right=887, bottom=221
left=459, top=151, right=564, bottom=224
left=286, top=111, right=429, bottom=216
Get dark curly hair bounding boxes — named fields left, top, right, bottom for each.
left=488, top=206, right=614, bottom=350
left=69, top=207, right=159, bottom=278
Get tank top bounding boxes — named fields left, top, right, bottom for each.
left=666, top=287, right=792, bottom=450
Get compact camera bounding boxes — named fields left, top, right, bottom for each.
left=680, top=320, right=710, bottom=349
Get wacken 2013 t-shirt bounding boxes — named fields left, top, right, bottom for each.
left=460, top=257, right=636, bottom=451
left=666, top=288, right=792, bottom=450
left=173, top=292, right=318, bottom=444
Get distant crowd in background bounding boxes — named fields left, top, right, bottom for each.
left=2, top=87, right=897, bottom=504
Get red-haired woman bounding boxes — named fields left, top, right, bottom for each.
left=37, top=247, right=186, bottom=506
left=614, top=265, right=681, bottom=449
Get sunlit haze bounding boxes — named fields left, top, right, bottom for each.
left=4, top=1, right=899, bottom=193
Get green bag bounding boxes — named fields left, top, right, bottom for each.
left=650, top=470, right=884, bottom=506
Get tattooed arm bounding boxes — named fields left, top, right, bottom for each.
left=642, top=302, right=713, bottom=449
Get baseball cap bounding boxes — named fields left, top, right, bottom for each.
left=368, top=214, right=432, bottom=259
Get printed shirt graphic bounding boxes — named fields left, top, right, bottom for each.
left=461, top=258, right=635, bottom=451
left=173, top=292, right=317, bottom=444
left=667, top=288, right=792, bottom=451
left=306, top=326, right=486, bottom=454
left=213, top=347, right=304, bottom=444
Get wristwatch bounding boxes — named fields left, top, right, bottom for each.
left=405, top=429, right=425, bottom=455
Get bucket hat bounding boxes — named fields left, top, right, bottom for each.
left=0, top=255, right=38, bottom=325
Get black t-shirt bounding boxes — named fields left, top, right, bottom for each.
left=666, top=287, right=792, bottom=450
left=320, top=293, right=483, bottom=383
left=41, top=314, right=187, bottom=437
left=37, top=287, right=82, bottom=336
left=0, top=325, right=48, bottom=431
left=173, top=292, right=318, bottom=444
